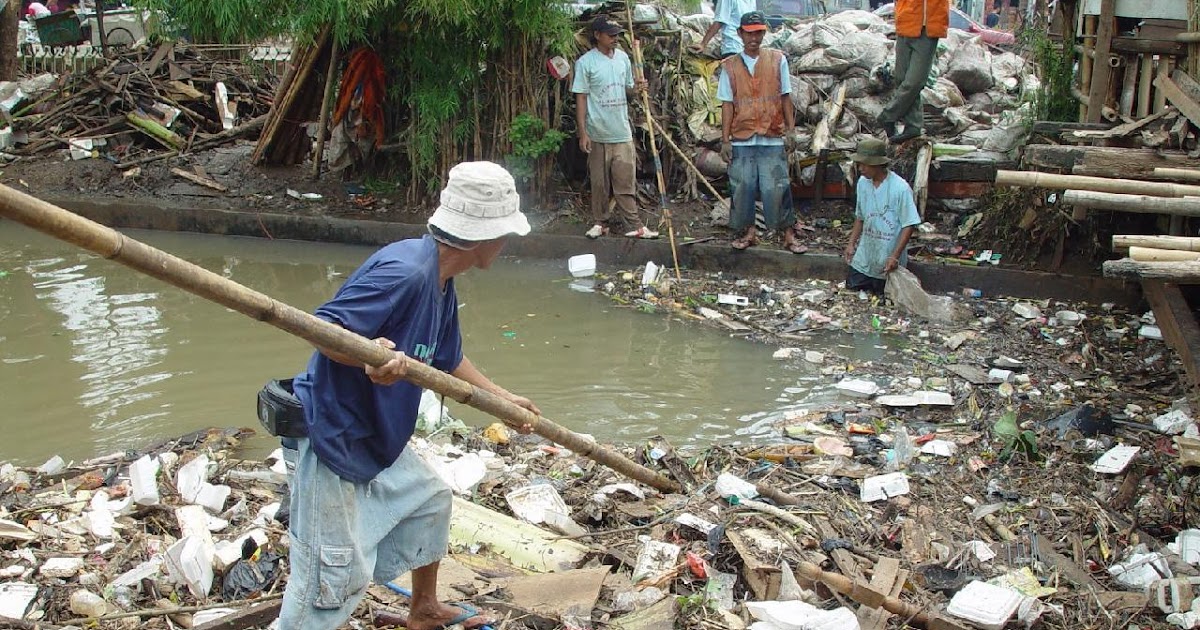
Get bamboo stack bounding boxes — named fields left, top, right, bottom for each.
left=252, top=26, right=331, bottom=166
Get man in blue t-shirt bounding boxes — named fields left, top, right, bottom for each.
left=842, top=138, right=921, bottom=294
left=281, top=162, right=539, bottom=630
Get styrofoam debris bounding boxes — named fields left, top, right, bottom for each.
left=717, top=293, right=749, bottom=306
left=675, top=513, right=718, bottom=534
left=129, top=454, right=161, bottom=506
left=36, top=455, right=66, bottom=475
left=745, top=600, right=860, bottom=630
left=773, top=347, right=801, bottom=360
left=1154, top=409, right=1195, bottom=435
left=920, top=439, right=958, bottom=457
left=1090, top=444, right=1140, bottom=474
left=111, top=557, right=164, bottom=588
left=835, top=378, right=879, bottom=398
left=165, top=536, right=215, bottom=598
left=0, top=582, right=38, bottom=619
left=946, top=581, right=1023, bottom=630
left=860, top=472, right=910, bottom=502
left=1140, top=325, right=1164, bottom=340
left=596, top=483, right=645, bottom=500
left=1169, top=529, right=1200, bottom=566
left=1109, top=550, right=1172, bottom=589
left=69, top=589, right=107, bottom=617
left=39, top=556, right=84, bottom=578
left=632, top=538, right=681, bottom=581
left=506, top=484, right=571, bottom=526
left=804, top=350, right=825, bottom=364
left=966, top=540, right=996, bottom=562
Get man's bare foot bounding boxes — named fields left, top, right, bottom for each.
left=406, top=601, right=492, bottom=630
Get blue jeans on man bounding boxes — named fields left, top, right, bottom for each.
left=729, top=144, right=796, bottom=238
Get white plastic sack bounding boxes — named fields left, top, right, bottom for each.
left=922, top=77, right=966, bottom=110
left=991, top=52, right=1025, bottom=82
left=798, top=48, right=852, bottom=75
left=842, top=75, right=872, bottom=99
left=783, top=23, right=815, bottom=56
left=825, top=9, right=887, bottom=32
left=790, top=76, right=816, bottom=114
left=885, top=268, right=964, bottom=323
left=944, top=38, right=994, bottom=95
left=826, top=31, right=891, bottom=71
left=983, top=102, right=1032, bottom=154
left=812, top=21, right=859, bottom=48
left=846, top=96, right=886, bottom=123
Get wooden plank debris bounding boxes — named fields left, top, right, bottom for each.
left=1104, top=260, right=1200, bottom=282
left=1155, top=73, right=1200, bottom=128
left=857, top=557, right=907, bottom=630
left=1142, top=280, right=1200, bottom=387
left=190, top=600, right=283, bottom=630
left=170, top=167, right=228, bottom=192
left=1085, top=0, right=1116, bottom=123
left=484, top=567, right=610, bottom=627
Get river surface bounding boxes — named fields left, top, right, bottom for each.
left=0, top=221, right=896, bottom=465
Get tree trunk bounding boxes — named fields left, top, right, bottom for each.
left=0, top=0, right=20, bottom=81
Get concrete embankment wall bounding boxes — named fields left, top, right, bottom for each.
left=36, top=196, right=1143, bottom=308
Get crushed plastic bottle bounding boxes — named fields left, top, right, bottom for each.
left=889, top=426, right=913, bottom=471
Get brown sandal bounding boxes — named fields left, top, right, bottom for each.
left=785, top=241, right=808, bottom=254
left=731, top=235, right=758, bottom=250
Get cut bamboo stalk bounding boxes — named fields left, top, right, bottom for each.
left=1064, top=190, right=1200, bottom=215
left=1086, top=0, right=1115, bottom=124
left=1104, top=259, right=1200, bottom=282
left=648, top=117, right=725, bottom=204
left=1114, top=234, right=1200, bottom=252
left=1131, top=246, right=1200, bottom=262
left=1081, top=14, right=1096, bottom=120
left=912, top=141, right=932, bottom=219
left=1178, top=32, right=1200, bottom=43
left=997, top=170, right=1200, bottom=197
left=1154, top=56, right=1173, bottom=113
left=1119, top=55, right=1137, bottom=116
left=1137, top=54, right=1153, bottom=118
left=811, top=82, right=847, bottom=155
left=1155, top=168, right=1200, bottom=182
left=310, top=40, right=340, bottom=180
left=0, top=183, right=682, bottom=494
left=126, top=112, right=185, bottom=150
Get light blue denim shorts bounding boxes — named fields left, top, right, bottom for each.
left=279, top=438, right=452, bottom=630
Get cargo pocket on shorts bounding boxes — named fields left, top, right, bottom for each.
left=314, top=545, right=359, bottom=610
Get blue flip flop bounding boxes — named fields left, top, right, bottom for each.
left=434, top=602, right=484, bottom=629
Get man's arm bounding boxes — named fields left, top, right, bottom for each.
left=575, top=92, right=591, bottom=153
left=844, top=218, right=864, bottom=263
left=885, top=226, right=916, bottom=272
left=698, top=20, right=723, bottom=49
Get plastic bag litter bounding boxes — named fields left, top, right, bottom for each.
left=944, top=39, right=994, bottom=95
left=221, top=538, right=282, bottom=600
left=991, top=52, right=1026, bottom=82
left=885, top=268, right=966, bottom=324
left=842, top=74, right=872, bottom=99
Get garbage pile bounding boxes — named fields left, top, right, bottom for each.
left=0, top=43, right=276, bottom=167
left=2, top=262, right=1200, bottom=629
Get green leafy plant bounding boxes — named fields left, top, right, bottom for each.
left=505, top=113, right=567, bottom=184
left=1023, top=27, right=1076, bottom=122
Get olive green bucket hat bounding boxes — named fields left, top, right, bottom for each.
left=850, top=138, right=890, bottom=166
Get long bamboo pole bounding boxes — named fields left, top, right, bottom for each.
left=1063, top=190, right=1200, bottom=216
left=625, top=3, right=682, bottom=281
left=1154, top=167, right=1200, bottom=182
left=1104, top=258, right=1200, bottom=281
left=996, top=170, right=1200, bottom=197
left=1114, top=234, right=1200, bottom=252
left=0, top=185, right=681, bottom=494
left=1130, top=246, right=1200, bottom=262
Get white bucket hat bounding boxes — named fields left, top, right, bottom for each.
left=428, top=161, right=530, bottom=242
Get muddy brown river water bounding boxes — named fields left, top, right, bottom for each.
left=0, top=221, right=896, bottom=465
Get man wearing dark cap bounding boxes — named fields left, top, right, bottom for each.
left=842, top=138, right=921, bottom=293
left=572, top=16, right=658, bottom=240
left=718, top=11, right=804, bottom=253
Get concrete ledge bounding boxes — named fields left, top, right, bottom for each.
left=39, top=195, right=1144, bottom=308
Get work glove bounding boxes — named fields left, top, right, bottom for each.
left=720, top=140, right=732, bottom=164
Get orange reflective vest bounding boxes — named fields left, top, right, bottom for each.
left=721, top=49, right=786, bottom=141
left=895, top=0, right=949, bottom=39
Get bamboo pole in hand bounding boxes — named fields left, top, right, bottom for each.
left=0, top=184, right=682, bottom=495
left=648, top=117, right=725, bottom=204
left=625, top=3, right=682, bottom=280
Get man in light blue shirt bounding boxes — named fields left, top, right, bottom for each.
left=842, top=138, right=921, bottom=293
left=693, top=0, right=758, bottom=57
left=572, top=16, right=658, bottom=240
